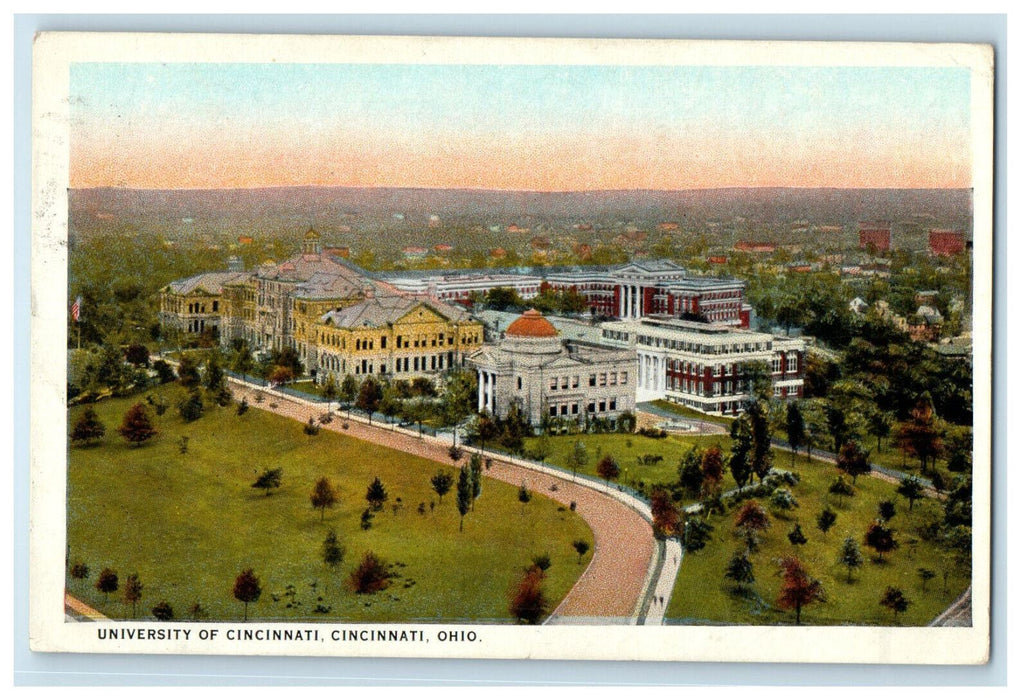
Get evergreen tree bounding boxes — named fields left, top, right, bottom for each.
left=204, top=352, right=225, bottom=393
left=456, top=464, right=473, bottom=532
left=469, top=453, right=483, bottom=510
left=678, top=445, right=705, bottom=497
left=724, top=549, right=755, bottom=590
left=864, top=521, right=899, bottom=562
left=838, top=536, right=864, bottom=582
left=322, top=530, right=345, bottom=569
left=816, top=507, right=838, bottom=537
left=787, top=523, right=808, bottom=547
left=70, top=406, right=106, bottom=446
left=178, top=389, right=205, bottom=422
left=117, top=403, right=157, bottom=446
left=681, top=517, right=713, bottom=554
left=786, top=402, right=806, bottom=467
left=356, top=377, right=383, bottom=423
left=748, top=400, right=773, bottom=482
left=878, top=500, right=897, bottom=523
left=430, top=470, right=454, bottom=505
left=728, top=416, right=753, bottom=488
left=365, top=476, right=388, bottom=511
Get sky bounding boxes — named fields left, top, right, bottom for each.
left=69, top=62, right=973, bottom=191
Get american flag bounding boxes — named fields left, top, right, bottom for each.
left=71, top=296, right=81, bottom=323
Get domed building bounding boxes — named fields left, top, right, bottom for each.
left=467, top=309, right=637, bottom=427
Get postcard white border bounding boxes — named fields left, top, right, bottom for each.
left=30, top=32, right=995, bottom=664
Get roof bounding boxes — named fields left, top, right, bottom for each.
left=166, top=270, right=252, bottom=295
left=506, top=309, right=558, bottom=338
left=319, top=294, right=471, bottom=329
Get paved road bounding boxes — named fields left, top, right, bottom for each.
left=229, top=379, right=656, bottom=623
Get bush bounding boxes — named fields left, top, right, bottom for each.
left=348, top=552, right=393, bottom=594
left=303, top=417, right=320, bottom=435
left=530, top=554, right=551, bottom=571
left=70, top=562, right=89, bottom=579
left=769, top=487, right=799, bottom=511
left=151, top=601, right=174, bottom=621
left=637, top=427, right=668, bottom=439
left=178, top=390, right=205, bottom=422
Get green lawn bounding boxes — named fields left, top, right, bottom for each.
left=67, top=392, right=592, bottom=623
left=665, top=456, right=969, bottom=626
left=645, top=400, right=735, bottom=427
left=522, top=432, right=730, bottom=490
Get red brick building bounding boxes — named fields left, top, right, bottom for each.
left=859, top=222, right=892, bottom=252
left=929, top=229, right=966, bottom=257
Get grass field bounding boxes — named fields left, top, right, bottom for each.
left=665, top=456, right=969, bottom=626
left=66, top=392, right=593, bottom=623
left=522, top=432, right=729, bottom=490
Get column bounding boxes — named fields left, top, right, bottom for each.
left=478, top=370, right=485, bottom=411
left=620, top=286, right=626, bottom=317
left=490, top=373, right=497, bottom=414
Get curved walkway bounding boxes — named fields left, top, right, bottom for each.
left=228, top=379, right=656, bottom=624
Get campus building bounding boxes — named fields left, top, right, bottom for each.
left=467, top=309, right=638, bottom=426
left=378, top=260, right=751, bottom=327
left=859, top=222, right=892, bottom=252
left=598, top=317, right=806, bottom=415
left=928, top=229, right=967, bottom=257
left=160, top=229, right=484, bottom=384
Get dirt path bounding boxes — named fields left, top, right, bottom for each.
left=230, top=380, right=656, bottom=622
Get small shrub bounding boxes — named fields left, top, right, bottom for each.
left=531, top=554, right=551, bottom=571
left=303, top=417, right=320, bottom=435
left=70, top=562, right=89, bottom=579
left=348, top=551, right=393, bottom=594
left=151, top=601, right=174, bottom=621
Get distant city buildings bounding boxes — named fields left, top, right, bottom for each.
left=928, top=229, right=966, bottom=257
left=859, top=222, right=892, bottom=252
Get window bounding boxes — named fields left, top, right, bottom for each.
left=550, top=377, right=558, bottom=390
left=726, top=381, right=733, bottom=393
left=517, top=377, right=522, bottom=390
left=587, top=402, right=595, bottom=413
left=561, top=377, right=569, bottom=390
left=571, top=404, right=579, bottom=415
left=212, top=301, right=219, bottom=312
left=621, top=371, right=628, bottom=384
left=550, top=405, right=557, bottom=417
left=589, top=374, right=597, bottom=387
left=599, top=374, right=607, bottom=387
left=609, top=398, right=617, bottom=411
left=772, top=356, right=782, bottom=373
left=713, top=383, right=722, bottom=396
left=599, top=401, right=607, bottom=412
left=713, top=364, right=722, bottom=376
left=787, top=353, right=798, bottom=373
left=572, top=376, right=580, bottom=388
left=788, top=385, right=799, bottom=396
left=560, top=404, right=568, bottom=416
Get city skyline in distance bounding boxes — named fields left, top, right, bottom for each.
left=70, top=62, right=972, bottom=192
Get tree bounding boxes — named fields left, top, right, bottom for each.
left=531, top=554, right=552, bottom=572
left=267, top=365, right=294, bottom=385
left=596, top=454, right=620, bottom=486
left=728, top=416, right=753, bottom=488
left=339, top=375, right=359, bottom=416
left=917, top=567, right=937, bottom=592
left=356, top=377, right=383, bottom=423
left=310, top=477, right=338, bottom=521
left=95, top=567, right=118, bottom=603
left=151, top=601, right=174, bottom=621
left=153, top=359, right=176, bottom=385
left=469, top=453, right=483, bottom=509
left=517, top=482, right=532, bottom=513
left=236, top=397, right=249, bottom=416
left=770, top=488, right=799, bottom=512
left=785, top=402, right=805, bottom=467
left=365, top=476, right=388, bottom=512
left=896, top=395, right=944, bottom=472
left=678, top=445, right=705, bottom=496
left=123, top=573, right=144, bottom=618
left=348, top=551, right=392, bottom=594
left=321, top=374, right=338, bottom=402
left=233, top=568, right=261, bottom=621
left=825, top=403, right=850, bottom=454
left=748, top=400, right=773, bottom=482
left=456, top=464, right=473, bottom=532
left=360, top=508, right=374, bottom=531
left=204, top=352, right=226, bottom=393
left=787, top=523, right=808, bottom=547
left=838, top=536, right=864, bottom=582
left=897, top=475, right=925, bottom=511
left=178, top=389, right=205, bottom=422
left=837, top=440, right=871, bottom=484
left=739, top=360, right=773, bottom=402
left=650, top=488, right=681, bottom=539
left=867, top=409, right=894, bottom=453
left=430, top=470, right=454, bottom=505
left=681, top=517, right=714, bottom=554
left=724, top=549, right=755, bottom=591
left=735, top=501, right=771, bottom=537
left=776, top=556, right=824, bottom=625
left=565, top=441, right=589, bottom=481
left=378, top=384, right=402, bottom=425
left=816, top=507, right=838, bottom=537
left=322, top=530, right=345, bottom=569
left=878, top=500, right=897, bottom=523
left=187, top=601, right=207, bottom=621
left=71, top=406, right=106, bottom=446
left=572, top=539, right=590, bottom=564
left=124, top=343, right=152, bottom=367
left=402, top=398, right=433, bottom=436
left=70, top=562, right=89, bottom=580
left=117, top=402, right=157, bottom=446
left=880, top=586, right=911, bottom=621
left=864, top=521, right=899, bottom=562
left=251, top=468, right=282, bottom=496
left=700, top=446, right=724, bottom=501
left=177, top=355, right=201, bottom=389
left=508, top=565, right=548, bottom=624
left=828, top=475, right=855, bottom=505
left=442, top=370, right=477, bottom=447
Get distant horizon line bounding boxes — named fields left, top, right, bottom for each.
left=70, top=184, right=972, bottom=193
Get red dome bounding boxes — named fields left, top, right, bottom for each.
left=506, top=309, right=558, bottom=338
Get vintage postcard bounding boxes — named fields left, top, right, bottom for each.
left=30, top=33, right=994, bottom=663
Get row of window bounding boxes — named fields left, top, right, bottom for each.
left=548, top=397, right=620, bottom=418
left=548, top=371, right=629, bottom=391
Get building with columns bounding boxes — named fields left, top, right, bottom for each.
left=598, top=317, right=805, bottom=415
left=467, top=309, right=637, bottom=427
left=377, top=260, right=750, bottom=327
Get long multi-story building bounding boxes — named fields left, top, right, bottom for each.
left=160, top=229, right=484, bottom=384
left=598, top=317, right=805, bottom=415
left=377, top=260, right=751, bottom=327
